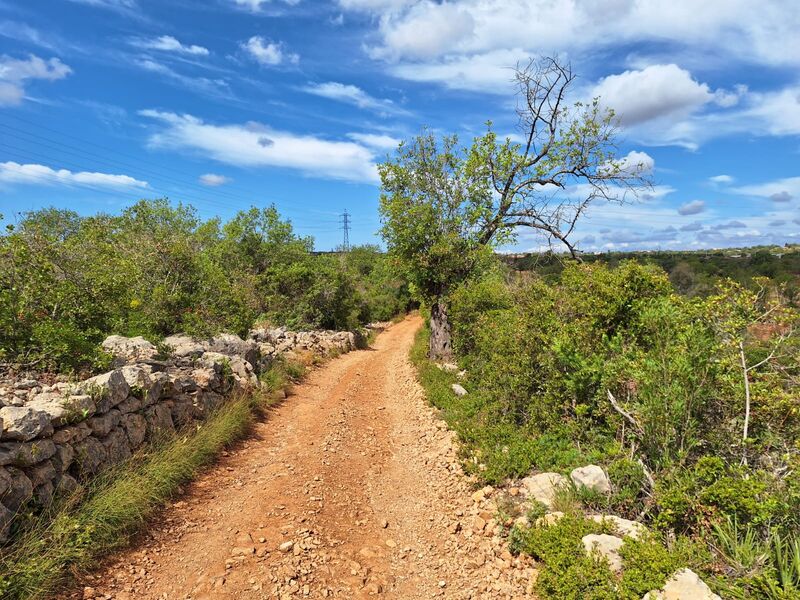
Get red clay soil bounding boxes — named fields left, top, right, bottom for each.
left=66, top=315, right=536, bottom=600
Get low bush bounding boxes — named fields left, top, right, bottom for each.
left=0, top=201, right=411, bottom=373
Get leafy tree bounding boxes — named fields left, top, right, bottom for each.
left=379, top=57, right=651, bottom=359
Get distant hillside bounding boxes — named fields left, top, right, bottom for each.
left=502, top=245, right=800, bottom=301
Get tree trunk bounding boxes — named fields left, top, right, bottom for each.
left=429, top=300, right=453, bottom=361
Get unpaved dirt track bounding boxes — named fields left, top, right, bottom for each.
left=69, top=315, right=536, bottom=599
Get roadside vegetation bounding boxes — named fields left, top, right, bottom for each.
left=410, top=259, right=800, bottom=598
left=0, top=199, right=412, bottom=373
left=383, top=56, right=800, bottom=599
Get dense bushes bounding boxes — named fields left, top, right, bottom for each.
left=0, top=200, right=411, bottom=373
left=428, top=257, right=799, bottom=598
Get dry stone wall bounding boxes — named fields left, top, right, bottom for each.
left=0, top=327, right=362, bottom=541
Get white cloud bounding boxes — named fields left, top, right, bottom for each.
left=132, top=35, right=209, bottom=56
left=346, top=132, right=400, bottom=150
left=349, top=0, right=800, bottom=69
left=242, top=36, right=298, bottom=66
left=140, top=110, right=380, bottom=183
left=592, top=64, right=712, bottom=127
left=135, top=59, right=230, bottom=98
left=731, top=177, right=800, bottom=200
left=303, top=82, right=403, bottom=114
left=233, top=0, right=300, bottom=11
left=390, top=48, right=524, bottom=92
left=678, top=200, right=706, bottom=215
left=610, top=150, right=655, bottom=176
left=371, top=2, right=475, bottom=61
left=0, top=54, right=71, bottom=105
left=0, top=161, right=148, bottom=188
left=199, top=173, right=231, bottom=186
left=709, top=174, right=734, bottom=184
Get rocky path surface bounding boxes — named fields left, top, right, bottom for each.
left=68, top=315, right=536, bottom=600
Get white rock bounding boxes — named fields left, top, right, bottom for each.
left=519, top=472, right=569, bottom=508
left=0, top=406, right=51, bottom=441
left=643, top=568, right=721, bottom=600
left=590, top=514, right=647, bottom=540
left=101, top=335, right=158, bottom=366
left=79, top=370, right=129, bottom=412
left=582, top=533, right=624, bottom=572
left=451, top=384, right=468, bottom=397
left=570, top=464, right=611, bottom=494
left=26, top=394, right=96, bottom=427
left=534, top=511, right=564, bottom=527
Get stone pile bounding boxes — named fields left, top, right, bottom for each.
left=514, top=464, right=720, bottom=599
left=0, top=327, right=362, bottom=542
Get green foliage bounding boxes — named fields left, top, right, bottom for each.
left=619, top=536, right=708, bottom=598
left=412, top=255, right=799, bottom=597
left=510, top=514, right=619, bottom=599
left=0, top=200, right=410, bottom=372
left=653, top=458, right=783, bottom=533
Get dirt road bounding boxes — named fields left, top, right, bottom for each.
left=70, top=315, right=536, bottom=599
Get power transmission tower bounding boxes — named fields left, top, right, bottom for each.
left=340, top=210, right=351, bottom=251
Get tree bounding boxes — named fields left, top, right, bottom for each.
left=379, top=56, right=652, bottom=360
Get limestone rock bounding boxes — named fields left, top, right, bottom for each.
left=119, top=366, right=160, bottom=405
left=590, top=514, right=647, bottom=540
left=0, top=439, right=56, bottom=468
left=1, top=466, right=33, bottom=511
left=80, top=370, right=129, bottom=413
left=26, top=394, right=95, bottom=427
left=534, top=511, right=564, bottom=527
left=451, top=384, right=468, bottom=397
left=122, top=413, right=147, bottom=448
left=643, top=568, right=722, bottom=600
left=0, top=406, right=52, bottom=441
left=162, top=334, right=205, bottom=358
left=519, top=472, right=569, bottom=508
left=570, top=464, right=611, bottom=494
left=73, top=436, right=108, bottom=476
left=101, top=335, right=158, bottom=366
left=208, top=333, right=259, bottom=367
left=582, top=533, right=624, bottom=572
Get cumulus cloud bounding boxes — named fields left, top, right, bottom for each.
left=607, top=150, right=655, bottom=176
left=242, top=36, right=298, bottom=66
left=0, top=161, right=148, bottom=188
left=199, top=173, right=230, bottom=186
left=593, top=64, right=712, bottom=127
left=140, top=110, right=380, bottom=183
left=348, top=0, right=800, bottom=69
left=768, top=220, right=786, bottom=227
left=303, top=82, right=404, bottom=114
left=131, top=35, right=209, bottom=56
left=0, top=54, right=72, bottom=106
left=678, top=200, right=706, bottom=215
left=370, top=2, right=475, bottom=61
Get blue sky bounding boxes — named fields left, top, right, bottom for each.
left=0, top=0, right=798, bottom=252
